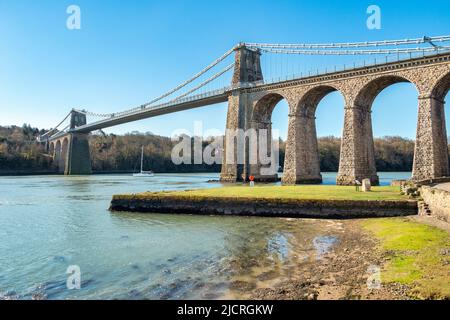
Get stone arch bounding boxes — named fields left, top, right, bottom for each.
left=432, top=71, right=450, bottom=101
left=252, top=92, right=286, bottom=123
left=283, top=85, right=345, bottom=185
left=59, top=138, right=69, bottom=174
left=354, top=75, right=418, bottom=110
left=249, top=92, right=289, bottom=182
left=355, top=73, right=449, bottom=181
left=336, top=76, right=420, bottom=185
left=295, top=85, right=342, bottom=117
left=54, top=140, right=62, bottom=171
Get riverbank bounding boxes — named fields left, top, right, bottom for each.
left=245, top=217, right=450, bottom=300
left=110, top=185, right=418, bottom=219
left=0, top=170, right=57, bottom=176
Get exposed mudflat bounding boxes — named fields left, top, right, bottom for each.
left=224, top=220, right=412, bottom=300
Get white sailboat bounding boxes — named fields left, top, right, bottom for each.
left=133, top=146, right=154, bottom=177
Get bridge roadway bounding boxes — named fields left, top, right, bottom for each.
left=65, top=52, right=450, bottom=136
left=72, top=89, right=230, bottom=134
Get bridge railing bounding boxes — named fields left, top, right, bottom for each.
left=68, top=86, right=232, bottom=133
left=103, top=86, right=232, bottom=119
left=263, top=49, right=450, bottom=85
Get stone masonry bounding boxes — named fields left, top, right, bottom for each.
left=48, top=111, right=92, bottom=175
left=220, top=49, right=450, bottom=185
left=47, top=49, right=450, bottom=182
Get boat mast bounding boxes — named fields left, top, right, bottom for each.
left=140, top=146, right=144, bottom=173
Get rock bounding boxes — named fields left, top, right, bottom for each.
left=32, top=292, right=47, bottom=300
left=307, top=293, right=318, bottom=300
left=52, top=256, right=67, bottom=263
left=130, top=264, right=140, bottom=270
left=229, top=280, right=257, bottom=292
left=1, top=290, right=20, bottom=300
left=362, top=179, right=372, bottom=192
left=391, top=180, right=407, bottom=187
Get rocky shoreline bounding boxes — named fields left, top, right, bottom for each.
left=249, top=220, right=409, bottom=300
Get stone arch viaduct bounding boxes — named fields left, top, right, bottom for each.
left=47, top=45, right=450, bottom=185
left=220, top=46, right=450, bottom=185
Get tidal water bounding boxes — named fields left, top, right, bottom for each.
left=0, top=172, right=410, bottom=300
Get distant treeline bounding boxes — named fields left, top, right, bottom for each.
left=90, top=131, right=221, bottom=173
left=0, top=125, right=53, bottom=172
left=0, top=124, right=449, bottom=174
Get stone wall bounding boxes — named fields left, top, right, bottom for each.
left=110, top=195, right=418, bottom=219
left=420, top=186, right=450, bottom=222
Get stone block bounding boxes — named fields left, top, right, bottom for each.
left=362, top=179, right=371, bottom=192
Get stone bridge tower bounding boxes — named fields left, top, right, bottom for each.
left=220, top=44, right=264, bottom=182
left=49, top=110, right=92, bottom=175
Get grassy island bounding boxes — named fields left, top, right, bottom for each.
left=131, top=185, right=407, bottom=201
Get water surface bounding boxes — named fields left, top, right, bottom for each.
left=0, top=172, right=410, bottom=299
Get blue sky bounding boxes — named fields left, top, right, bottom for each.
left=0, top=0, right=449, bottom=139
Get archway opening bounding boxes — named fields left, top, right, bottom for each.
left=60, top=138, right=69, bottom=174
left=49, top=142, right=55, bottom=156
left=252, top=93, right=288, bottom=182
left=54, top=140, right=62, bottom=171
left=277, top=86, right=346, bottom=184
left=356, top=76, right=418, bottom=184
left=314, top=90, right=345, bottom=184
left=270, top=98, right=289, bottom=175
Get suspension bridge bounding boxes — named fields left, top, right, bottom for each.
left=39, top=35, right=450, bottom=185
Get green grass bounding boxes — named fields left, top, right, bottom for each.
left=362, top=218, right=450, bottom=299
left=126, top=185, right=407, bottom=201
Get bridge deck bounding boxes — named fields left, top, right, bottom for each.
left=48, top=52, right=450, bottom=140
left=72, top=90, right=230, bottom=134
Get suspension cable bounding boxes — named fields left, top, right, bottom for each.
left=77, top=60, right=235, bottom=118
left=171, top=63, right=234, bottom=101
left=245, top=35, right=450, bottom=50
left=76, top=48, right=236, bottom=119
left=57, top=35, right=450, bottom=126
left=258, top=46, right=450, bottom=55
left=38, top=111, right=72, bottom=139
left=140, top=47, right=235, bottom=107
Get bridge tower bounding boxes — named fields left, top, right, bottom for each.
left=66, top=110, right=92, bottom=175
left=51, top=110, right=92, bottom=175
left=220, top=44, right=264, bottom=182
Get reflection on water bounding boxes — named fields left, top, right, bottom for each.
left=313, top=236, right=338, bottom=259
left=267, top=233, right=291, bottom=262
left=0, top=172, right=409, bottom=300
